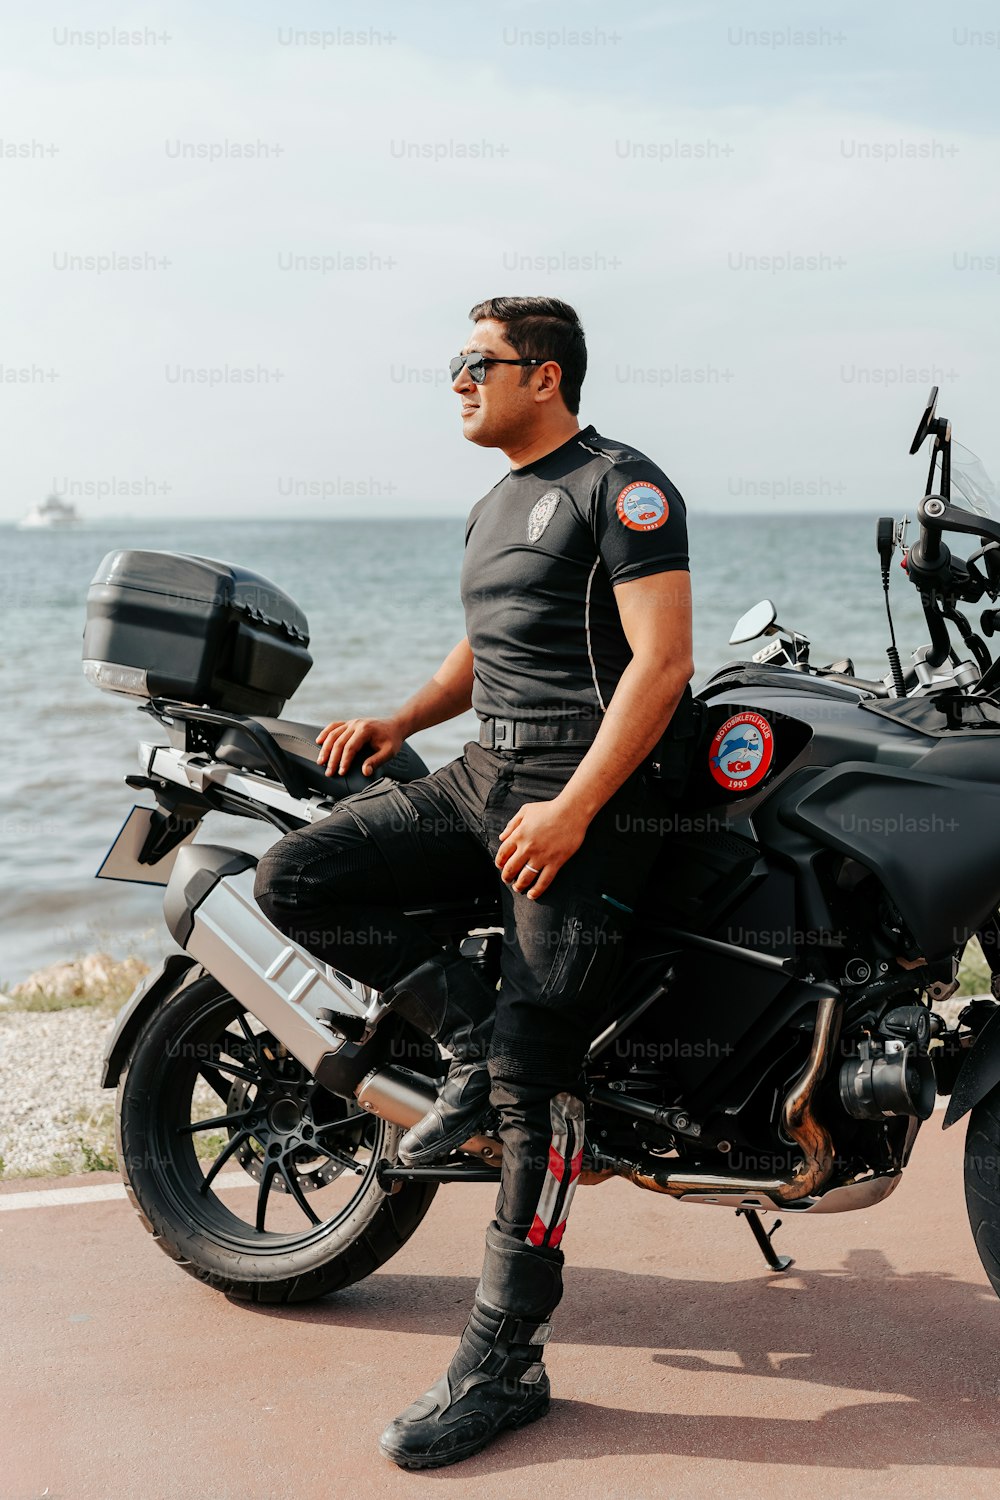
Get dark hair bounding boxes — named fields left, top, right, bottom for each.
left=468, top=296, right=587, bottom=415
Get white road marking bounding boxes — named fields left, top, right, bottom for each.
left=0, top=1100, right=956, bottom=1212
left=0, top=1171, right=254, bottom=1212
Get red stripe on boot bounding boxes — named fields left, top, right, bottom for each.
left=527, top=1213, right=549, bottom=1247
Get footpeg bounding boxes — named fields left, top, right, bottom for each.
left=377, top=1159, right=502, bottom=1188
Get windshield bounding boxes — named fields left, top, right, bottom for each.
left=948, top=441, right=1000, bottom=520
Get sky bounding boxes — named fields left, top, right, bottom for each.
left=2, top=0, right=999, bottom=519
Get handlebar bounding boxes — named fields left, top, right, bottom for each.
left=918, top=524, right=941, bottom=567
left=921, top=590, right=953, bottom=670
left=903, top=494, right=1000, bottom=675
left=906, top=496, right=951, bottom=584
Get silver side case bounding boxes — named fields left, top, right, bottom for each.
left=166, top=851, right=368, bottom=1079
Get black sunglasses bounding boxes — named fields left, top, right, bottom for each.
left=449, top=352, right=544, bottom=385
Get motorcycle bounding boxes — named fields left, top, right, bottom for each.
left=84, top=386, right=1000, bottom=1303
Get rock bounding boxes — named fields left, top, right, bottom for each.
left=9, top=952, right=149, bottom=1006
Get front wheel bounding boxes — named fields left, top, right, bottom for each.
left=964, top=1082, right=1000, bottom=1300
left=116, top=972, right=438, bottom=1303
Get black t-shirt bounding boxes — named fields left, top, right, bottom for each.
left=460, top=424, right=689, bottom=719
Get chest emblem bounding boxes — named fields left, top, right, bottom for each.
left=527, top=491, right=561, bottom=542
left=616, top=480, right=669, bottom=531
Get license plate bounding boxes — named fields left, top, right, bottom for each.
left=95, top=804, right=198, bottom=886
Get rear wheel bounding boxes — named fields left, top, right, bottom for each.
left=964, top=1082, right=1000, bottom=1300
left=116, top=972, right=438, bottom=1302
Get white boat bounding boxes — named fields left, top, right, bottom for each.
left=17, top=494, right=81, bottom=529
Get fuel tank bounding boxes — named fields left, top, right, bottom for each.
left=684, top=665, right=932, bottom=818
left=659, top=663, right=1000, bottom=959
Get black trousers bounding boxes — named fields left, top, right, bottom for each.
left=254, top=739, right=666, bottom=1247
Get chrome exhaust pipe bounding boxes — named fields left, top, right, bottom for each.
left=593, top=993, right=843, bottom=1207
left=354, top=1067, right=501, bottom=1165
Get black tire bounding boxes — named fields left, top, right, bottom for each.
left=964, top=1081, right=1000, bottom=1301
left=116, top=971, right=438, bottom=1303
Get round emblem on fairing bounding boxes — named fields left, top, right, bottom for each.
left=527, top=491, right=561, bottom=542
left=616, top=480, right=669, bottom=531
left=708, top=711, right=774, bottom=792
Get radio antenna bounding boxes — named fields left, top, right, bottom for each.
left=876, top=517, right=906, bottom=697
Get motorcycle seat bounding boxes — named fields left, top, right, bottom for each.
left=212, top=716, right=430, bottom=797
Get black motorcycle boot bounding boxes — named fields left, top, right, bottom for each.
left=378, top=1220, right=564, bottom=1470
left=398, top=1057, right=495, bottom=1165
left=379, top=952, right=496, bottom=1166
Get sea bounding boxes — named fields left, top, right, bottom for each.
left=0, top=512, right=936, bottom=985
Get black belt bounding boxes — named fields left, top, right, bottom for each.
left=478, top=716, right=601, bottom=750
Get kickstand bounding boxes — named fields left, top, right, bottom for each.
left=736, top=1207, right=794, bottom=1273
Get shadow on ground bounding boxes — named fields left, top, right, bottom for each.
left=237, top=1246, right=1000, bottom=1476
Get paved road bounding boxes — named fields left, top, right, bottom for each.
left=3, top=1114, right=999, bottom=1500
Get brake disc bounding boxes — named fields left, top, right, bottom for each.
left=225, top=1075, right=361, bottom=1193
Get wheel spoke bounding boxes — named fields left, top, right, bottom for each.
left=255, top=1157, right=280, bottom=1231
left=312, top=1141, right=365, bottom=1176
left=199, top=1128, right=252, bottom=1194
left=314, top=1114, right=367, bottom=1137
left=200, top=1056, right=259, bottom=1090
left=278, top=1158, right=322, bottom=1225
left=211, top=1056, right=259, bottom=1084
left=236, top=1011, right=258, bottom=1045
left=198, top=1063, right=235, bottom=1103
left=177, top=1109, right=252, bottom=1137
left=229, top=1015, right=279, bottom=1076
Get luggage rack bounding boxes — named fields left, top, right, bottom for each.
left=142, top=698, right=311, bottom=799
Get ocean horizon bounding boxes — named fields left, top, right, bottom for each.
left=1, top=510, right=937, bottom=984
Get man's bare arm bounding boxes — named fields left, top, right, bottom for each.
left=316, top=638, right=475, bottom=778
left=394, top=637, right=476, bottom=738
left=553, top=570, right=694, bottom=822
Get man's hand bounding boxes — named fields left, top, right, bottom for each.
left=494, top=796, right=591, bottom=899
left=315, top=716, right=404, bottom=778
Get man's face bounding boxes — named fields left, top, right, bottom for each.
left=452, top=318, right=543, bottom=449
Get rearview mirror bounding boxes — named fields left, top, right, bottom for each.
left=909, top=385, right=939, bottom=455
left=729, top=599, right=777, bottom=645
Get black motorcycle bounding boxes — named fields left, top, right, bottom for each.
left=84, top=387, right=1000, bottom=1302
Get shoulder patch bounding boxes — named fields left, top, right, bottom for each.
left=616, top=480, right=669, bottom=532
left=527, top=490, right=561, bottom=542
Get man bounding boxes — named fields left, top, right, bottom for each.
left=253, top=295, right=693, bottom=1468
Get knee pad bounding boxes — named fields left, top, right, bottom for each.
left=487, top=1001, right=591, bottom=1091
left=253, top=831, right=309, bottom=910
left=253, top=825, right=386, bottom=916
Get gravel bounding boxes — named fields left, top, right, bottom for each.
left=0, top=1004, right=119, bottom=1177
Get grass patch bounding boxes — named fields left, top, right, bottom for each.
left=69, top=1103, right=119, bottom=1173
left=44, top=1153, right=79, bottom=1178
left=6, top=989, right=116, bottom=1014
left=79, top=1138, right=118, bottom=1173
left=958, top=938, right=991, bottom=998
left=194, top=1130, right=230, bottom=1163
